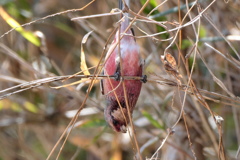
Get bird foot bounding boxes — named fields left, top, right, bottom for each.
left=114, top=72, right=121, bottom=81
left=141, top=75, right=147, bottom=83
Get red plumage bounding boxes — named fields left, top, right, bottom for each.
left=101, top=1, right=143, bottom=132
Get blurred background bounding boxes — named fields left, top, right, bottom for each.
left=0, top=0, right=240, bottom=160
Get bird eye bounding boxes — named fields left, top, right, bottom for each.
left=112, top=119, right=119, bottom=126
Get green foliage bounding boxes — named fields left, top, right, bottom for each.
left=141, top=110, right=164, bottom=129
left=20, top=31, right=41, bottom=46
left=11, top=102, right=22, bottom=112
left=181, top=25, right=206, bottom=49
left=81, top=119, right=106, bottom=128
left=2, top=0, right=40, bottom=46
left=0, top=0, right=13, bottom=5
left=140, top=0, right=158, bottom=13
left=0, top=101, right=3, bottom=111
left=199, top=25, right=207, bottom=38
left=140, top=0, right=169, bottom=39
left=55, top=22, right=76, bottom=36
left=24, top=101, right=39, bottom=113
left=181, top=39, right=192, bottom=50
left=4, top=0, right=32, bottom=19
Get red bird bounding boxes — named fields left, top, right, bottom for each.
left=101, top=0, right=145, bottom=132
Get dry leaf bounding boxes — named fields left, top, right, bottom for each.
left=80, top=31, right=93, bottom=75
left=0, top=7, right=40, bottom=46
left=51, top=79, right=92, bottom=89
left=161, top=53, right=182, bottom=83
left=165, top=53, right=177, bottom=69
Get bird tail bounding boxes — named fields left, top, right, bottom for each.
left=119, top=0, right=123, bottom=10
left=119, top=0, right=130, bottom=33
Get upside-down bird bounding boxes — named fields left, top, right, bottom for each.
left=101, top=0, right=145, bottom=133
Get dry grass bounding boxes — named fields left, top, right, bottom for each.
left=0, top=0, right=240, bottom=160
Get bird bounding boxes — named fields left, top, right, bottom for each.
left=101, top=0, right=145, bottom=133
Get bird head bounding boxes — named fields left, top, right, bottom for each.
left=104, top=100, right=130, bottom=133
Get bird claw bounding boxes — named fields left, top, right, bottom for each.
left=141, top=75, right=147, bottom=83
left=114, top=72, right=121, bottom=81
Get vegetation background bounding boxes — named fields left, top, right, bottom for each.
left=0, top=0, right=239, bottom=160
